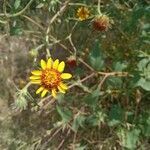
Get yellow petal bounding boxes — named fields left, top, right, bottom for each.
left=41, top=59, right=46, bottom=70
left=59, top=82, right=68, bottom=90
left=53, top=59, right=59, bottom=69
left=47, top=58, right=53, bottom=69
left=36, top=86, right=44, bottom=94
left=58, top=86, right=66, bottom=94
left=52, top=89, right=57, bottom=98
left=41, top=89, right=48, bottom=98
left=30, top=80, right=41, bottom=84
left=30, top=76, right=41, bottom=80
left=31, top=70, right=42, bottom=75
left=61, top=73, right=72, bottom=79
left=58, top=61, right=65, bottom=72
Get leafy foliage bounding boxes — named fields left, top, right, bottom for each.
left=0, top=0, right=149, bottom=149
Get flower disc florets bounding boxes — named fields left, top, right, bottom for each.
left=41, top=68, right=61, bottom=90
left=76, top=7, right=90, bottom=21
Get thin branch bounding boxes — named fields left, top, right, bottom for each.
left=49, top=34, right=74, bottom=54
left=69, top=73, right=96, bottom=89
left=0, top=0, right=34, bottom=17
left=68, top=35, right=77, bottom=57
left=0, top=19, right=7, bottom=24
left=78, top=58, right=95, bottom=72
left=68, top=3, right=88, bottom=7
left=22, top=15, right=44, bottom=31
left=45, top=0, right=70, bottom=57
left=98, top=71, right=128, bottom=76
left=46, top=0, right=70, bottom=34
left=72, top=132, right=77, bottom=150
left=98, top=74, right=109, bottom=90
left=98, top=71, right=128, bottom=90
left=41, top=127, right=62, bottom=149
left=57, top=129, right=71, bottom=150
left=3, top=0, right=7, bottom=16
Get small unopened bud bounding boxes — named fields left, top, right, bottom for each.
left=29, top=49, right=38, bottom=57
left=67, top=55, right=77, bottom=68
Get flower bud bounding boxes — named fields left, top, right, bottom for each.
left=67, top=55, right=77, bottom=68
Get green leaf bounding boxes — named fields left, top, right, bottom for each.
left=108, top=105, right=125, bottom=126
left=75, top=68, right=85, bottom=76
left=84, top=89, right=101, bottom=106
left=136, top=78, right=150, bottom=91
left=143, top=116, right=150, bottom=137
left=85, top=111, right=106, bottom=127
left=125, top=6, right=146, bottom=33
left=138, top=112, right=150, bottom=137
left=85, top=115, right=99, bottom=126
left=56, top=93, right=65, bottom=104
left=10, top=27, right=23, bottom=36
left=137, top=58, right=150, bottom=72
left=72, top=115, right=85, bottom=132
left=113, top=61, right=127, bottom=71
left=106, top=76, right=123, bottom=89
left=14, top=0, right=21, bottom=9
left=118, top=128, right=141, bottom=150
left=49, top=0, right=60, bottom=12
left=144, top=61, right=150, bottom=78
left=88, top=40, right=104, bottom=71
left=15, top=96, right=28, bottom=110
left=14, top=88, right=33, bottom=110
left=36, top=3, right=44, bottom=9
left=136, top=57, right=150, bottom=91
left=56, top=105, right=72, bottom=123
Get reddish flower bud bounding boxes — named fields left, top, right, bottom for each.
left=67, top=56, right=77, bottom=68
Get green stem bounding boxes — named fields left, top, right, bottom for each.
left=97, top=0, right=102, bottom=15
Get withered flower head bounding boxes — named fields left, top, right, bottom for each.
left=92, top=14, right=113, bottom=31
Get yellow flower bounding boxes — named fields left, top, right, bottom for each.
left=30, top=58, right=72, bottom=98
left=76, top=7, right=90, bottom=21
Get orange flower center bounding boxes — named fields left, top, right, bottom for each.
left=80, top=8, right=87, bottom=16
left=41, top=68, right=61, bottom=89
left=77, top=7, right=89, bottom=20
